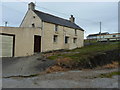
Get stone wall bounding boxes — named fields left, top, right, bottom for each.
left=42, top=22, right=84, bottom=52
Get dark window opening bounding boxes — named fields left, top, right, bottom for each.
left=53, top=35, right=58, bottom=42
left=75, top=29, right=77, bottom=35
left=55, top=25, right=58, bottom=32
left=33, top=16, right=35, bottom=18
left=73, top=38, right=77, bottom=43
left=65, top=36, right=69, bottom=44
left=32, top=23, right=35, bottom=27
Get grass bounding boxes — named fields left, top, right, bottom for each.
left=84, top=39, right=97, bottom=43
left=47, top=42, right=120, bottom=69
left=48, top=42, right=120, bottom=60
left=98, top=71, right=120, bottom=78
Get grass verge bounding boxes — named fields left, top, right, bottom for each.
left=47, top=42, right=120, bottom=69
left=98, top=71, right=120, bottom=78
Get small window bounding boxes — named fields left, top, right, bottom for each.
left=113, top=35, right=116, bottom=37
left=73, top=38, right=77, bottom=43
left=53, top=35, right=58, bottom=43
left=32, top=23, right=35, bottom=27
left=75, top=29, right=77, bottom=35
left=65, top=36, right=69, bottom=44
left=33, top=16, right=35, bottom=18
left=55, top=25, right=58, bottom=32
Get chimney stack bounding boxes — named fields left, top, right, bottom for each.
left=69, top=15, right=75, bottom=23
left=28, top=2, right=35, bottom=10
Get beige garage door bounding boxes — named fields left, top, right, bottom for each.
left=0, top=34, right=14, bottom=57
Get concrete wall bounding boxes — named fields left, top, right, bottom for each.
left=0, top=27, right=42, bottom=57
left=0, top=25, right=84, bottom=57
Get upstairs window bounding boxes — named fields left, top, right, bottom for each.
left=32, top=23, right=35, bottom=27
left=53, top=35, right=58, bottom=43
left=65, top=36, right=69, bottom=44
left=55, top=25, right=58, bottom=32
left=73, top=38, right=77, bottom=43
left=33, top=16, right=35, bottom=18
left=75, top=29, right=77, bottom=35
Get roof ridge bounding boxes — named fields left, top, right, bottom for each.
left=33, top=9, right=84, bottom=31
left=34, top=10, right=73, bottom=23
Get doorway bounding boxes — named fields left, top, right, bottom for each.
left=34, top=35, right=41, bottom=53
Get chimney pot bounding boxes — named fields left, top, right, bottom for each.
left=69, top=15, right=75, bottom=23
left=28, top=2, right=35, bottom=10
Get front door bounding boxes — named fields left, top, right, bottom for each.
left=34, top=35, right=41, bottom=53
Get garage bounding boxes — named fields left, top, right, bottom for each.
left=0, top=34, right=15, bottom=57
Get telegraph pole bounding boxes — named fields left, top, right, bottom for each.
left=5, top=21, right=8, bottom=27
left=100, top=22, right=101, bottom=41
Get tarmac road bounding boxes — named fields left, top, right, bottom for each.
left=2, top=54, right=56, bottom=77
left=1, top=54, right=119, bottom=88
left=2, top=68, right=119, bottom=88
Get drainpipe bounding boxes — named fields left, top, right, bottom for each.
left=41, top=20, right=44, bottom=52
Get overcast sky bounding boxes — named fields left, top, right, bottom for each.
left=0, top=1, right=118, bottom=38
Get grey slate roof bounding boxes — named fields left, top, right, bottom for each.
left=34, top=10, right=84, bottom=31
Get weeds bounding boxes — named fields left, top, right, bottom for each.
left=98, top=71, right=120, bottom=78
left=47, top=42, right=120, bottom=69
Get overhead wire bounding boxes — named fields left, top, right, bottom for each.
left=33, top=2, right=115, bottom=34
left=18, top=1, right=99, bottom=24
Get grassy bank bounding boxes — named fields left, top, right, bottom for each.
left=47, top=42, right=120, bottom=69
left=98, top=71, right=120, bottom=78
